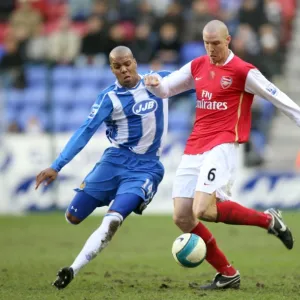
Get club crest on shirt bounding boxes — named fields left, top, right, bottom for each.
left=220, top=76, right=233, bottom=89
left=79, top=182, right=86, bottom=189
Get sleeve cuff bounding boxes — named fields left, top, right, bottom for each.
left=50, top=163, right=61, bottom=172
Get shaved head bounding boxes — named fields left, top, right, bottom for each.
left=109, top=46, right=134, bottom=63
left=202, top=20, right=231, bottom=65
left=203, top=20, right=229, bottom=38
left=109, top=46, right=139, bottom=88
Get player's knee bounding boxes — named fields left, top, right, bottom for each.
left=193, top=206, right=217, bottom=221
left=173, top=214, right=195, bottom=232
left=107, top=219, right=121, bottom=238
left=104, top=211, right=123, bottom=240
left=193, top=206, right=207, bottom=220
left=193, top=196, right=213, bottom=220
left=193, top=192, right=218, bottom=221
left=65, top=212, right=82, bottom=225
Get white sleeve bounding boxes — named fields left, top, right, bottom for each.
left=245, top=69, right=300, bottom=126
left=146, top=62, right=195, bottom=98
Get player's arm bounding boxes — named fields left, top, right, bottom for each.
left=144, top=63, right=195, bottom=98
left=35, top=93, right=113, bottom=189
left=245, top=69, right=300, bottom=126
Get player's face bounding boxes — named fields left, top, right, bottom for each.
left=110, top=55, right=139, bottom=88
left=203, top=31, right=231, bottom=65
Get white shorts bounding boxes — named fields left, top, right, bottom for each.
left=172, top=143, right=238, bottom=201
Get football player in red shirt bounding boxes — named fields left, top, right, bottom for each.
left=145, top=20, right=298, bottom=290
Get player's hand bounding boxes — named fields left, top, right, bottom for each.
left=35, top=168, right=58, bottom=190
left=144, top=75, right=160, bottom=87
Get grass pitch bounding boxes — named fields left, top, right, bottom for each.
left=0, top=212, right=299, bottom=300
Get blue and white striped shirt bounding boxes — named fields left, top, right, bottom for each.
left=51, top=71, right=170, bottom=172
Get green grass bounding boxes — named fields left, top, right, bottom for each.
left=0, top=213, right=299, bottom=300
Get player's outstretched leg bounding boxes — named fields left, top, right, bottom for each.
left=216, top=201, right=294, bottom=249
left=265, top=208, right=294, bottom=249
left=174, top=198, right=240, bottom=290
left=53, top=267, right=74, bottom=290
left=52, top=212, right=123, bottom=290
left=52, top=193, right=143, bottom=290
left=191, top=222, right=240, bottom=290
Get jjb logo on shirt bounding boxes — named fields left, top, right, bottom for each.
left=132, top=99, right=158, bottom=115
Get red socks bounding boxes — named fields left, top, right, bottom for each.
left=191, top=222, right=237, bottom=276
left=190, top=201, right=272, bottom=275
left=216, top=201, right=272, bottom=229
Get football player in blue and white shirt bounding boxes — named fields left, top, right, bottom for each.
left=35, top=46, right=172, bottom=289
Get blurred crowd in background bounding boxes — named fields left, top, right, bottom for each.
left=0, top=0, right=297, bottom=166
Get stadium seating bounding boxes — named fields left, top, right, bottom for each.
left=65, top=106, right=90, bottom=131
left=180, top=42, right=206, bottom=65
left=51, top=107, right=69, bottom=132
left=25, top=65, right=48, bottom=87
left=73, top=85, right=99, bottom=108
left=23, top=87, right=47, bottom=109
left=51, top=66, right=76, bottom=87
left=3, top=64, right=184, bottom=132
left=4, top=107, right=16, bottom=127
left=76, top=67, right=104, bottom=87
left=52, top=86, right=74, bottom=110
left=5, top=88, right=24, bottom=110
left=18, top=107, right=48, bottom=131
left=137, top=64, right=151, bottom=75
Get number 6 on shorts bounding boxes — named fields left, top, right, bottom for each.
left=207, top=168, right=216, bottom=181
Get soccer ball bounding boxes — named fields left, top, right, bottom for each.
left=172, top=233, right=206, bottom=268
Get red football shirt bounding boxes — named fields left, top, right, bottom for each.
left=186, top=55, right=255, bottom=154
left=146, top=51, right=300, bottom=156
